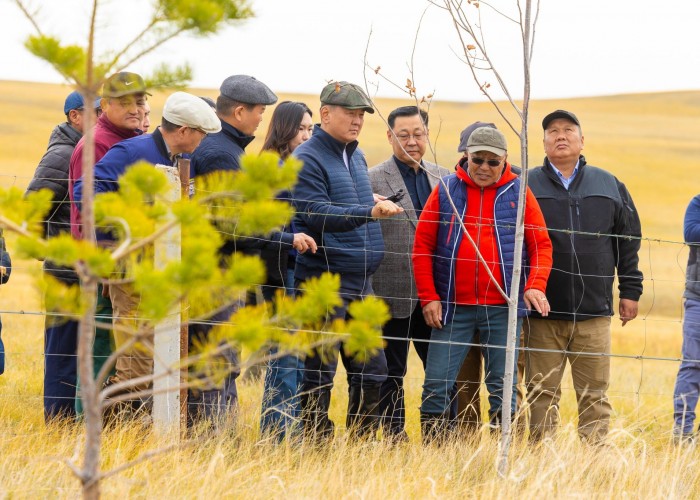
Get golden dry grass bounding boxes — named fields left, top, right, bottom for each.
left=1, top=80, right=699, bottom=497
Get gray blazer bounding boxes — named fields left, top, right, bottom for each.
left=369, top=157, right=450, bottom=319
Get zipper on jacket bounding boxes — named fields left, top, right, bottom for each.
left=568, top=193, right=577, bottom=318
left=475, top=187, right=485, bottom=305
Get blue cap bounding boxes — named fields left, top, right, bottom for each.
left=64, top=91, right=101, bottom=115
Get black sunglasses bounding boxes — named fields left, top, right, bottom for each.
left=470, top=157, right=503, bottom=167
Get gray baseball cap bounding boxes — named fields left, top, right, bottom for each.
left=457, top=121, right=496, bottom=152
left=320, top=81, right=374, bottom=113
left=466, top=127, right=507, bottom=156
left=219, top=75, right=278, bottom=105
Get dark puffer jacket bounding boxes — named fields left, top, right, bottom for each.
left=0, top=231, right=11, bottom=375
left=292, top=125, right=384, bottom=287
left=26, top=123, right=82, bottom=239
left=528, top=156, right=643, bottom=321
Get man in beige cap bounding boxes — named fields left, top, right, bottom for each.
left=74, top=91, right=220, bottom=417
left=413, top=127, right=552, bottom=443
left=292, top=81, right=403, bottom=441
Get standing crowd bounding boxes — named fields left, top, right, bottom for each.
left=4, top=70, right=699, bottom=446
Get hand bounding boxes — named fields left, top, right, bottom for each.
left=523, top=289, right=550, bottom=317
left=371, top=200, right=403, bottom=219
left=0, top=266, right=6, bottom=278
left=619, top=298, right=638, bottom=327
left=422, top=300, right=443, bottom=329
left=373, top=193, right=387, bottom=203
left=292, top=232, right=317, bottom=254
left=101, top=283, right=110, bottom=298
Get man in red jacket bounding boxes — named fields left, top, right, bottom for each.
left=412, top=127, right=552, bottom=441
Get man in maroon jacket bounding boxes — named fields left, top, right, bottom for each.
left=68, top=71, right=149, bottom=415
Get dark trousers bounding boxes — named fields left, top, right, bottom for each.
left=378, top=304, right=431, bottom=435
left=300, top=280, right=388, bottom=392
left=44, top=315, right=78, bottom=420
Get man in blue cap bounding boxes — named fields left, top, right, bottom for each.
left=25, top=90, right=100, bottom=421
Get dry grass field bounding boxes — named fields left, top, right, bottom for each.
left=0, top=80, right=699, bottom=497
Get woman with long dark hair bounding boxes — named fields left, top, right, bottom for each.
left=259, top=101, right=313, bottom=440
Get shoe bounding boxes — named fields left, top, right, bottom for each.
left=346, top=385, right=382, bottom=439
left=300, top=388, right=335, bottom=444
left=420, top=412, right=450, bottom=445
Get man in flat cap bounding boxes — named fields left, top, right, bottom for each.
left=186, top=76, right=315, bottom=426
left=191, top=74, right=277, bottom=176
left=292, top=81, right=403, bottom=441
left=26, top=90, right=100, bottom=421
left=525, top=110, right=643, bottom=444
left=74, top=91, right=220, bottom=417
left=68, top=71, right=149, bottom=415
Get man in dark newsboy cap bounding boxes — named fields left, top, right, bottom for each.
left=292, top=81, right=403, bottom=442
left=190, top=74, right=277, bottom=176
left=187, top=75, right=319, bottom=426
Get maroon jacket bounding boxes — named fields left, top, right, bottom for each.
left=68, top=113, right=140, bottom=238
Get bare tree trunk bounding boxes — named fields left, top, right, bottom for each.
left=78, top=2, right=103, bottom=498
left=498, top=0, right=533, bottom=478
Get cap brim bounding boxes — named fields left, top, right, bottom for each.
left=542, top=111, right=579, bottom=129
left=323, top=103, right=374, bottom=114
left=103, top=90, right=152, bottom=98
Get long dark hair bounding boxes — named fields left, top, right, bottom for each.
left=261, top=101, right=313, bottom=159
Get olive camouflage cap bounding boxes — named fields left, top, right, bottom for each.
left=320, top=81, right=374, bottom=113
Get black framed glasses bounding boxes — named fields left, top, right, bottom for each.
left=470, top=157, right=503, bottom=167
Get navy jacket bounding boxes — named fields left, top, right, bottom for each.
left=528, top=156, right=643, bottom=321
left=190, top=120, right=253, bottom=176
left=74, top=128, right=171, bottom=242
left=292, top=125, right=384, bottom=286
left=0, top=236, right=11, bottom=375
left=684, top=195, right=700, bottom=301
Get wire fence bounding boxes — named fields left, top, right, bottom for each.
left=0, top=167, right=697, bottom=440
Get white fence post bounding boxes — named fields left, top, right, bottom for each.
left=152, top=164, right=182, bottom=434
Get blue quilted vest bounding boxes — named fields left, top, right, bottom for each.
left=434, top=173, right=529, bottom=325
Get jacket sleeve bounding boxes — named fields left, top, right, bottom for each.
left=523, top=188, right=553, bottom=292
left=612, top=179, right=643, bottom=301
left=292, top=154, right=373, bottom=233
left=412, top=186, right=441, bottom=306
left=0, top=250, right=11, bottom=285
left=74, top=143, right=132, bottom=208
left=192, top=148, right=239, bottom=176
left=684, top=195, right=700, bottom=244
left=231, top=231, right=295, bottom=251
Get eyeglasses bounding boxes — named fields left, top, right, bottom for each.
left=395, top=132, right=427, bottom=142
left=470, top=157, right=503, bottom=167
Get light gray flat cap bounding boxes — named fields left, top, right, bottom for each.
left=163, top=91, right=221, bottom=134
left=219, top=74, right=278, bottom=105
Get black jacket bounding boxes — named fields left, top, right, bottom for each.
left=528, top=157, right=643, bottom=321
left=26, top=123, right=82, bottom=284
left=26, top=123, right=82, bottom=239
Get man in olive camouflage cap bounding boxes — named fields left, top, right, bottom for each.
left=292, top=81, right=403, bottom=442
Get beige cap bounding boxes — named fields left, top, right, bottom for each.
left=466, top=127, right=507, bottom=156
left=162, top=91, right=221, bottom=134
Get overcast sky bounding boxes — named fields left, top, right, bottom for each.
left=1, top=0, right=699, bottom=102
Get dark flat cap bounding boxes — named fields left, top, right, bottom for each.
left=542, top=109, right=580, bottom=130
left=457, top=121, right=496, bottom=152
left=102, top=72, right=150, bottom=98
left=219, top=75, right=277, bottom=105
left=320, top=81, right=374, bottom=113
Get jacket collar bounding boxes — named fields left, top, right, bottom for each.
left=312, top=125, right=360, bottom=159
left=542, top=155, right=587, bottom=183
left=220, top=119, right=255, bottom=149
left=56, top=122, right=82, bottom=144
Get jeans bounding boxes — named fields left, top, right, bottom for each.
left=673, top=299, right=700, bottom=435
left=421, top=304, right=521, bottom=419
left=44, top=315, right=78, bottom=420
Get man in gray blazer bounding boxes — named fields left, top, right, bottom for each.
left=369, top=106, right=449, bottom=441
